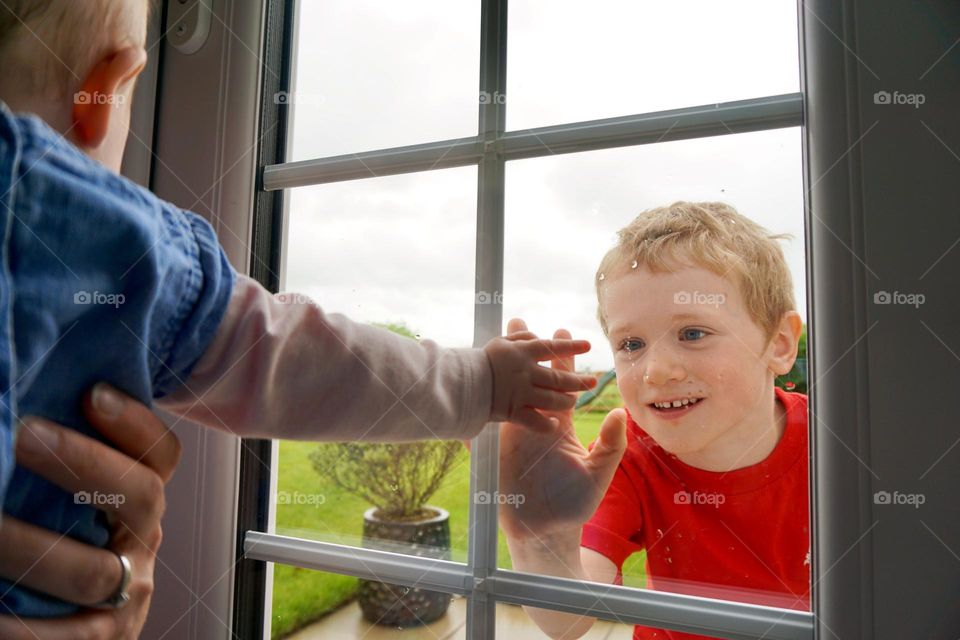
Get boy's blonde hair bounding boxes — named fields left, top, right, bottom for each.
left=0, top=1, right=149, bottom=101
left=596, top=201, right=796, bottom=346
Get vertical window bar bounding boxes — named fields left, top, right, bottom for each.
left=467, top=1, right=508, bottom=638
left=235, top=0, right=296, bottom=638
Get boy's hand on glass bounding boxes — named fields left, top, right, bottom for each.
left=497, top=319, right=628, bottom=542
left=484, top=321, right=597, bottom=431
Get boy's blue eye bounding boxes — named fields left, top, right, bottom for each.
left=620, top=338, right=644, bottom=352
left=681, top=328, right=707, bottom=341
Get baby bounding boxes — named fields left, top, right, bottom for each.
left=0, top=0, right=596, bottom=616
left=497, top=202, right=807, bottom=640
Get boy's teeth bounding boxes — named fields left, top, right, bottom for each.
left=654, top=397, right=700, bottom=409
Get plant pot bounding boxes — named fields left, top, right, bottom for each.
left=358, top=506, right=452, bottom=627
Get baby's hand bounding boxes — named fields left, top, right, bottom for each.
left=483, top=322, right=597, bottom=430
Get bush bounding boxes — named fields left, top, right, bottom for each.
left=309, top=440, right=463, bottom=519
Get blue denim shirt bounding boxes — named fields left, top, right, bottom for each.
left=0, top=102, right=235, bottom=616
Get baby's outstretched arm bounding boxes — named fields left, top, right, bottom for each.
left=158, top=276, right=595, bottom=441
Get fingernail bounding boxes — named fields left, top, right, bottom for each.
left=93, top=383, right=124, bottom=418
left=16, top=419, right=59, bottom=456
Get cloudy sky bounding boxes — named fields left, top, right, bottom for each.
left=282, top=1, right=803, bottom=371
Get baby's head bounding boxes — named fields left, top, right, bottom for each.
left=595, top=201, right=803, bottom=464
left=0, top=0, right=151, bottom=172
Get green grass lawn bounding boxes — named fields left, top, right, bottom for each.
left=271, top=402, right=646, bottom=639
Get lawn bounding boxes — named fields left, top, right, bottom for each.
left=271, top=384, right=646, bottom=639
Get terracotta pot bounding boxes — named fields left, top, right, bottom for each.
left=358, top=506, right=452, bottom=627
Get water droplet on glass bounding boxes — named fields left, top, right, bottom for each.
left=631, top=260, right=638, bottom=269
left=785, top=381, right=796, bottom=390
left=598, top=273, right=605, bottom=281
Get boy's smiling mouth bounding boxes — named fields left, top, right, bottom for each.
left=648, top=396, right=705, bottom=419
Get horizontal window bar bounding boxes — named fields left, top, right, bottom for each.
left=244, top=531, right=474, bottom=594
left=499, top=93, right=803, bottom=160
left=245, top=531, right=812, bottom=640
left=489, top=569, right=813, bottom=640
left=262, top=93, right=802, bottom=191
left=262, top=138, right=484, bottom=190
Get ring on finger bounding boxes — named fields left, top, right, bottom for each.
left=92, top=552, right=132, bottom=609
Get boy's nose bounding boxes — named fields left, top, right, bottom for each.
left=642, top=358, right=686, bottom=385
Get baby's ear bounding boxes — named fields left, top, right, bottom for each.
left=71, top=46, right=147, bottom=147
left=767, top=311, right=803, bottom=376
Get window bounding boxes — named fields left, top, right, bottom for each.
left=240, top=1, right=813, bottom=639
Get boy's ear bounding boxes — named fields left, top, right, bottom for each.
left=72, top=46, right=147, bottom=147
left=767, top=311, right=803, bottom=377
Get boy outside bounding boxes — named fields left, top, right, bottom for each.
left=498, top=202, right=808, bottom=640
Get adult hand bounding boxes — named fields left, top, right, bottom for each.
left=0, top=383, right=181, bottom=640
left=497, top=318, right=628, bottom=542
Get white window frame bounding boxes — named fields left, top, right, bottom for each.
left=240, top=1, right=810, bottom=639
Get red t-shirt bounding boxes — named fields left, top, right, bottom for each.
left=581, top=387, right=810, bottom=640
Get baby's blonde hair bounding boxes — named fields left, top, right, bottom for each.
left=596, top=201, right=796, bottom=345
left=0, top=0, right=150, bottom=101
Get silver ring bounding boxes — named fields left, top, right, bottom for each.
left=93, top=552, right=132, bottom=609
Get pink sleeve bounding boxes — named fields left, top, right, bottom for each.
left=156, top=274, right=493, bottom=441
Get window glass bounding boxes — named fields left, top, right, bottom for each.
left=499, top=129, right=811, bottom=618
left=507, top=0, right=800, bottom=130
left=287, top=0, right=480, bottom=160
left=271, top=167, right=477, bottom=637
left=272, top=567, right=467, bottom=638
